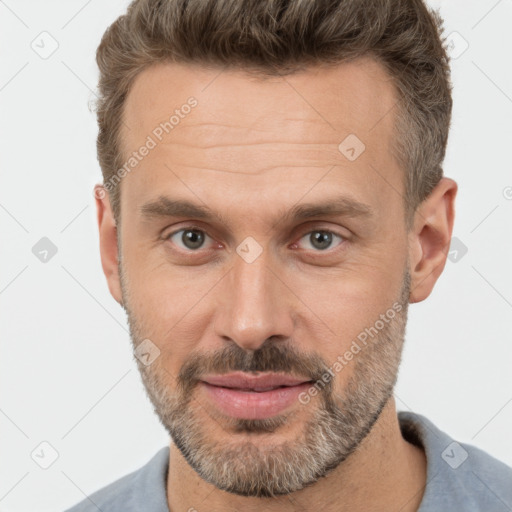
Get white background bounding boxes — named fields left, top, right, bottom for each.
left=0, top=1, right=511, bottom=511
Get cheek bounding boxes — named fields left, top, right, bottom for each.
left=291, top=260, right=403, bottom=336
left=284, top=268, right=405, bottom=388
left=124, top=254, right=219, bottom=360
left=300, top=278, right=404, bottom=394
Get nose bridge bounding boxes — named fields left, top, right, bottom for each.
left=214, top=242, right=293, bottom=351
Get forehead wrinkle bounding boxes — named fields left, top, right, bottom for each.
left=147, top=140, right=347, bottom=178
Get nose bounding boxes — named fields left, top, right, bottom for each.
left=213, top=245, right=294, bottom=352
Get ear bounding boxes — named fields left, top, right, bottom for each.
left=94, top=185, right=123, bottom=306
left=408, top=177, right=458, bottom=304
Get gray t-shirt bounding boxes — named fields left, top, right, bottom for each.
left=65, top=411, right=512, bottom=511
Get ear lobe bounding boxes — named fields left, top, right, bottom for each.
left=94, top=185, right=123, bottom=306
left=408, top=177, right=458, bottom=304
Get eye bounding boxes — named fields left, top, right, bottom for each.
left=164, top=226, right=346, bottom=255
left=166, top=227, right=213, bottom=251
left=295, top=229, right=345, bottom=252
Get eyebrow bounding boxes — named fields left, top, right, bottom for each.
left=139, top=195, right=374, bottom=226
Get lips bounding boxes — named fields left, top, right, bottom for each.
left=201, top=371, right=313, bottom=391
left=199, top=372, right=315, bottom=419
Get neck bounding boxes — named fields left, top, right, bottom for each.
left=167, top=398, right=426, bottom=512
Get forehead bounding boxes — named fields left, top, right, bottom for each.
left=123, top=56, right=397, bottom=141
left=119, top=57, right=403, bottom=221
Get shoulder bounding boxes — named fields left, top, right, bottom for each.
left=64, top=447, right=170, bottom=512
left=399, top=411, right=512, bottom=512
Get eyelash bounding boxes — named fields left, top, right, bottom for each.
left=163, top=225, right=347, bottom=255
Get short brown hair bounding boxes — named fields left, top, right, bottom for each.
left=95, top=0, right=452, bottom=227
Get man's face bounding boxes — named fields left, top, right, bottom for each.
left=116, top=57, right=412, bottom=497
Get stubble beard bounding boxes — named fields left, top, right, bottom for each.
left=120, top=263, right=411, bottom=498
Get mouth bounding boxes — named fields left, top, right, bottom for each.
left=210, top=385, right=303, bottom=392
left=199, top=372, right=315, bottom=420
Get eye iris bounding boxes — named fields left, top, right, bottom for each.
left=311, top=231, right=332, bottom=250
left=182, top=229, right=204, bottom=249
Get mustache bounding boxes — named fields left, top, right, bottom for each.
left=175, top=339, right=331, bottom=396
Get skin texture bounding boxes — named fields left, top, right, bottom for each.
left=96, top=56, right=457, bottom=511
